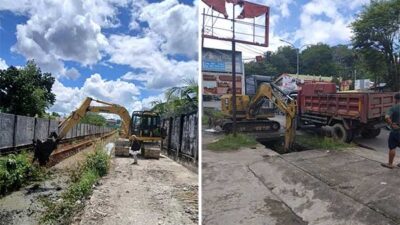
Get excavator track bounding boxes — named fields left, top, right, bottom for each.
left=222, top=119, right=281, bottom=133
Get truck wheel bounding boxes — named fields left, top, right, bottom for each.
left=361, top=128, right=381, bottom=138
left=332, top=123, right=353, bottom=143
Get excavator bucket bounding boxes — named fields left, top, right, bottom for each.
left=32, top=132, right=59, bottom=166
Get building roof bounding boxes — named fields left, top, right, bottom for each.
left=276, top=73, right=335, bottom=82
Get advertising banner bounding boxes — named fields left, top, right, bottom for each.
left=202, top=48, right=243, bottom=74
left=202, top=47, right=244, bottom=96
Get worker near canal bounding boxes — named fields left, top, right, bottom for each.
left=381, top=93, right=400, bottom=169
left=130, top=136, right=141, bottom=165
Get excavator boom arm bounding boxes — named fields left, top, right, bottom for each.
left=87, top=105, right=131, bottom=138
left=248, top=83, right=297, bottom=151
left=58, top=98, right=131, bottom=139
left=248, top=83, right=295, bottom=118
left=34, top=97, right=132, bottom=165
left=58, top=97, right=93, bottom=139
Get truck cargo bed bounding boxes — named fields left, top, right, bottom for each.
left=300, top=89, right=396, bottom=123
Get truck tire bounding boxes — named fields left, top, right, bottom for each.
left=332, top=123, right=353, bottom=143
left=361, top=128, right=381, bottom=138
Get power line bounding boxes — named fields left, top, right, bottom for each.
left=237, top=43, right=266, bottom=55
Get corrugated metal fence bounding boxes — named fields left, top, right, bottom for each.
left=0, top=112, right=113, bottom=150
left=161, top=111, right=198, bottom=163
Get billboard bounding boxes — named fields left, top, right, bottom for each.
left=202, top=47, right=243, bottom=74
left=203, top=72, right=242, bottom=95
left=202, top=47, right=244, bottom=96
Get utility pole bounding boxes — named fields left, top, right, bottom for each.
left=354, top=69, right=357, bottom=90
left=296, top=48, right=299, bottom=77
left=279, top=39, right=311, bottom=78
left=231, top=5, right=237, bottom=136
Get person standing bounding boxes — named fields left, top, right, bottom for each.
left=381, top=93, right=400, bottom=169
left=130, top=136, right=141, bottom=165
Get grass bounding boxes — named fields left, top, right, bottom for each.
left=296, top=134, right=353, bottom=150
left=40, top=146, right=110, bottom=225
left=207, top=133, right=258, bottom=151
left=0, top=151, right=47, bottom=196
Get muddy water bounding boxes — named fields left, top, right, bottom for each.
left=0, top=171, right=70, bottom=225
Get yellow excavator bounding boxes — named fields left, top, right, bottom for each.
left=220, top=82, right=297, bottom=151
left=33, top=97, right=163, bottom=165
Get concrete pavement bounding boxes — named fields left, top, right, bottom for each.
left=272, top=114, right=392, bottom=153
left=202, top=132, right=400, bottom=225
left=353, top=128, right=391, bottom=153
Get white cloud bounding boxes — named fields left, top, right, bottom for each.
left=107, top=34, right=198, bottom=89
left=294, top=0, right=369, bottom=46
left=65, top=68, right=81, bottom=80
left=141, top=93, right=166, bottom=110
left=89, top=92, right=165, bottom=114
left=0, top=0, right=32, bottom=14
left=0, top=58, right=8, bottom=69
left=49, top=73, right=166, bottom=120
left=121, top=72, right=148, bottom=82
left=129, top=0, right=148, bottom=31
left=3, top=0, right=125, bottom=78
left=138, top=0, right=198, bottom=57
left=3, top=0, right=198, bottom=110
left=49, top=73, right=141, bottom=115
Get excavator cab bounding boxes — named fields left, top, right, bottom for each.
left=131, top=111, right=162, bottom=138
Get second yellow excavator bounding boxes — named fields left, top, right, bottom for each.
left=220, top=82, right=297, bottom=151
left=33, top=97, right=163, bottom=165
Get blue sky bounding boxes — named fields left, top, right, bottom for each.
left=0, top=0, right=198, bottom=115
left=201, top=0, right=370, bottom=59
left=0, top=0, right=370, bottom=115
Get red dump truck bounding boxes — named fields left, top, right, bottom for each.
left=297, top=82, right=397, bottom=142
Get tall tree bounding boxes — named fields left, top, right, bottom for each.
left=151, top=80, right=198, bottom=116
left=244, top=60, right=277, bottom=77
left=0, top=60, right=56, bottom=117
left=268, top=46, right=297, bottom=75
left=332, top=45, right=356, bottom=80
left=244, top=47, right=297, bottom=77
left=80, top=113, right=107, bottom=126
left=300, top=44, right=338, bottom=76
left=351, top=0, right=400, bottom=91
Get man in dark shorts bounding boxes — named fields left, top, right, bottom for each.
left=381, top=93, right=400, bottom=169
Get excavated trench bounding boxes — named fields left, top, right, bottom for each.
left=258, top=138, right=310, bottom=154
left=257, top=125, right=339, bottom=154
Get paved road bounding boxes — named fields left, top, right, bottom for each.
left=202, top=131, right=400, bottom=225
left=354, top=128, right=390, bottom=153
left=272, top=114, right=391, bottom=153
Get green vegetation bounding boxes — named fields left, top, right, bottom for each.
left=207, top=134, right=257, bottom=151
left=245, top=0, right=400, bottom=91
left=41, top=147, right=110, bottom=225
left=296, top=135, right=353, bottom=150
left=80, top=112, right=107, bottom=126
left=42, top=112, right=61, bottom=120
left=245, top=44, right=357, bottom=81
left=203, top=108, right=224, bottom=126
left=0, top=60, right=56, bottom=117
left=151, top=80, right=198, bottom=116
left=0, top=151, right=46, bottom=195
left=351, top=0, right=400, bottom=91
